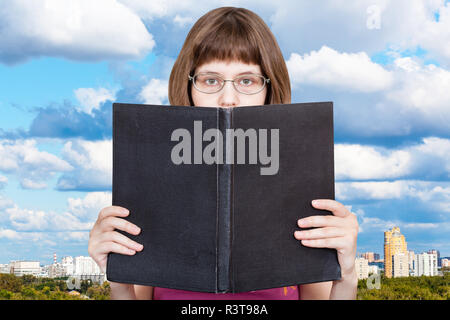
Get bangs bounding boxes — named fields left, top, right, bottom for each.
left=191, top=15, right=262, bottom=72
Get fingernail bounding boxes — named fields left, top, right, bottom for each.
left=122, top=208, right=130, bottom=215
left=312, top=200, right=319, bottom=206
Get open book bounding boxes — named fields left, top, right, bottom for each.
left=106, top=102, right=341, bottom=293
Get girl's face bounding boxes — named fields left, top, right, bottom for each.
left=191, top=60, right=267, bottom=108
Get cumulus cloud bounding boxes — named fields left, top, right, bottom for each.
left=0, top=229, right=20, bottom=240
left=287, top=46, right=394, bottom=92
left=57, top=139, right=112, bottom=191
left=26, top=101, right=114, bottom=140
left=67, top=191, right=112, bottom=222
left=138, top=78, right=169, bottom=105
left=1, top=192, right=111, bottom=233
left=0, top=0, right=155, bottom=65
left=270, top=0, right=449, bottom=63
left=0, top=139, right=73, bottom=189
left=20, top=179, right=47, bottom=190
left=414, top=2, right=450, bottom=62
left=386, top=57, right=450, bottom=118
left=74, top=87, right=118, bottom=115
left=335, top=137, right=450, bottom=180
left=352, top=208, right=450, bottom=235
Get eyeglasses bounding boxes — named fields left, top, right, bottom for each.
left=188, top=73, right=270, bottom=95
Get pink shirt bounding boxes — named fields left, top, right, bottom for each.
left=153, top=286, right=299, bottom=300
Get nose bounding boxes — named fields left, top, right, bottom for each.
left=218, top=81, right=239, bottom=107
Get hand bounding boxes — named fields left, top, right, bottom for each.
left=88, top=206, right=144, bottom=273
left=294, top=199, right=359, bottom=277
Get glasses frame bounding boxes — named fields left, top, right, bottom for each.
left=188, top=72, right=270, bottom=95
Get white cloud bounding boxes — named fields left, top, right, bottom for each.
left=352, top=208, right=450, bottom=234
left=0, top=139, right=73, bottom=189
left=138, top=78, right=169, bottom=105
left=335, top=144, right=412, bottom=180
left=270, top=1, right=449, bottom=62
left=386, top=57, right=450, bottom=117
left=0, top=0, right=155, bottom=64
left=287, top=46, right=394, bottom=92
left=74, top=87, right=117, bottom=115
left=57, top=139, right=112, bottom=191
left=336, top=180, right=450, bottom=214
left=173, top=14, right=195, bottom=27
left=415, top=2, right=450, bottom=62
left=67, top=192, right=112, bottom=222
left=0, top=229, right=20, bottom=240
left=335, top=137, right=450, bottom=180
left=117, top=0, right=226, bottom=19
left=20, top=179, right=47, bottom=190
left=2, top=192, right=111, bottom=233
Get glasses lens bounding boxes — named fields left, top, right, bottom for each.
left=194, top=74, right=223, bottom=93
left=234, top=75, right=266, bottom=94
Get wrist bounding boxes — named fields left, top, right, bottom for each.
left=109, top=281, right=136, bottom=300
left=337, top=267, right=358, bottom=285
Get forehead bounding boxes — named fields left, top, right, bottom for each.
left=196, top=60, right=262, bottom=76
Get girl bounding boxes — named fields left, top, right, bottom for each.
left=88, top=6, right=358, bottom=300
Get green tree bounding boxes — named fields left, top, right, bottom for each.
left=0, top=274, right=22, bottom=292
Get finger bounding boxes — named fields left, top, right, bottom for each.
left=300, top=237, right=347, bottom=249
left=100, top=216, right=141, bottom=235
left=312, top=199, right=349, bottom=218
left=100, top=231, right=144, bottom=252
left=294, top=227, right=345, bottom=240
left=94, top=241, right=137, bottom=256
left=98, top=206, right=130, bottom=221
left=298, top=215, right=347, bottom=228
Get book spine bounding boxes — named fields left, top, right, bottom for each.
left=216, top=107, right=233, bottom=293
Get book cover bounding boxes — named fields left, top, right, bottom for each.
left=106, top=102, right=341, bottom=293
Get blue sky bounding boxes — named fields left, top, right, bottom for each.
left=1, top=0, right=450, bottom=265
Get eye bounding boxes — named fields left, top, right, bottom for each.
left=239, top=78, right=253, bottom=86
left=205, top=78, right=219, bottom=86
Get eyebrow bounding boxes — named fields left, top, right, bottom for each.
left=197, top=70, right=262, bottom=76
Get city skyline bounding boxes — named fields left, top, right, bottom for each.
left=2, top=227, right=449, bottom=267
left=1, top=1, right=450, bottom=263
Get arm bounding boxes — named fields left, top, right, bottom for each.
left=294, top=199, right=359, bottom=300
left=110, top=282, right=137, bottom=300
left=109, top=284, right=153, bottom=300
left=88, top=206, right=144, bottom=300
left=134, top=285, right=154, bottom=300
left=298, top=281, right=332, bottom=300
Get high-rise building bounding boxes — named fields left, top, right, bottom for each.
left=361, top=252, right=379, bottom=263
left=9, top=261, right=41, bottom=276
left=62, top=256, right=74, bottom=275
left=427, top=250, right=440, bottom=267
left=355, top=257, right=369, bottom=279
left=384, top=227, right=407, bottom=278
left=392, top=253, right=409, bottom=278
left=414, top=252, right=438, bottom=276
left=74, top=256, right=102, bottom=275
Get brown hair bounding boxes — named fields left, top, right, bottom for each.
left=168, top=7, right=291, bottom=106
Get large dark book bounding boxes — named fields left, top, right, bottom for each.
left=106, top=102, right=341, bottom=293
